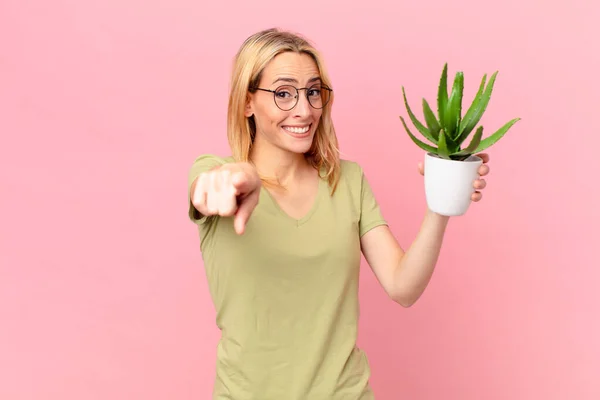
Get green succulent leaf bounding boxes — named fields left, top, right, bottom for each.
left=437, top=63, right=449, bottom=126
left=452, top=125, right=483, bottom=156
left=444, top=71, right=464, bottom=140
left=422, top=99, right=441, bottom=141
left=458, top=73, right=487, bottom=137
left=434, top=127, right=459, bottom=154
left=474, top=118, right=521, bottom=153
left=457, top=71, right=498, bottom=144
left=399, top=116, right=438, bottom=153
left=444, top=130, right=461, bottom=154
left=437, top=128, right=450, bottom=159
left=402, top=87, right=436, bottom=144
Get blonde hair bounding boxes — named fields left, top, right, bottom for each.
left=227, top=28, right=341, bottom=194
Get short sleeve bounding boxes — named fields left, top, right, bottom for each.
left=358, top=166, right=388, bottom=237
left=187, top=154, right=232, bottom=224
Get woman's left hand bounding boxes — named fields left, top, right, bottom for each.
left=417, top=153, right=490, bottom=202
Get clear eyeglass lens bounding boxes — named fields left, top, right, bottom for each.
left=274, top=85, right=329, bottom=110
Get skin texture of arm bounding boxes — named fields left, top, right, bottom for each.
left=360, top=210, right=449, bottom=307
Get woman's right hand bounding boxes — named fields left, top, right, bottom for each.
left=191, top=162, right=261, bottom=235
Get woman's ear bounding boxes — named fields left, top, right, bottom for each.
left=244, top=94, right=254, bottom=118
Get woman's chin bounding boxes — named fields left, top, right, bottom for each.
left=285, top=141, right=314, bottom=155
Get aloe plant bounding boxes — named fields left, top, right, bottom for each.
left=400, top=63, right=520, bottom=161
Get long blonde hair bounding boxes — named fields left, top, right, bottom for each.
left=227, top=28, right=341, bottom=194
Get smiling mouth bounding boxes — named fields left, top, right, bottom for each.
left=282, top=124, right=311, bottom=135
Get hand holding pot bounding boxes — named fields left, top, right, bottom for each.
left=418, top=152, right=490, bottom=212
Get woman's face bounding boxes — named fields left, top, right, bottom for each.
left=245, top=51, right=324, bottom=156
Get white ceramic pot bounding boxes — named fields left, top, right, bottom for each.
left=423, top=152, right=482, bottom=216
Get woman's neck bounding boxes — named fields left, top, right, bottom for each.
left=249, top=143, right=313, bottom=186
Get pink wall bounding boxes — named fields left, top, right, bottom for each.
left=1, top=0, right=598, bottom=399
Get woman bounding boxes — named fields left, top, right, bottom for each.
left=187, top=28, right=489, bottom=400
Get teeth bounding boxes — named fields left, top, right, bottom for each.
left=283, top=125, right=310, bottom=134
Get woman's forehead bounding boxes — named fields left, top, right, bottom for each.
left=261, top=52, right=320, bottom=83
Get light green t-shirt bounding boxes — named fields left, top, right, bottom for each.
left=187, top=154, right=388, bottom=400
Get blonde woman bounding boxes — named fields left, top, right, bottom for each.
left=188, top=28, right=490, bottom=399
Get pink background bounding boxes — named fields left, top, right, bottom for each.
left=1, top=0, right=598, bottom=399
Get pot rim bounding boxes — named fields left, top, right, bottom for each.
left=426, top=152, right=482, bottom=163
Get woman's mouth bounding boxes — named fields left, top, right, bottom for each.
left=282, top=124, right=312, bottom=138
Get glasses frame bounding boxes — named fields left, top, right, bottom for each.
left=253, top=83, right=333, bottom=111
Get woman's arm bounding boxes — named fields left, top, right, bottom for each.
left=360, top=210, right=449, bottom=307
left=360, top=153, right=490, bottom=307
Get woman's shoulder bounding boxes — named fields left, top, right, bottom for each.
left=328, top=158, right=369, bottom=196
left=188, top=154, right=235, bottom=184
left=190, top=153, right=235, bottom=167
left=339, top=158, right=367, bottom=180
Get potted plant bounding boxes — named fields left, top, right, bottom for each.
left=399, top=63, right=520, bottom=216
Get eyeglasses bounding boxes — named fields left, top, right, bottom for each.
left=253, top=84, right=333, bottom=111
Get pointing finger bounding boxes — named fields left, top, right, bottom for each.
left=231, top=172, right=253, bottom=195
left=233, top=191, right=258, bottom=235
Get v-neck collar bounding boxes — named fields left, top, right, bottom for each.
left=260, top=176, right=325, bottom=227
